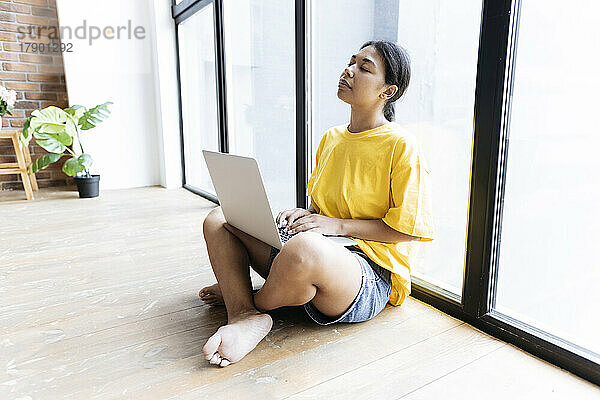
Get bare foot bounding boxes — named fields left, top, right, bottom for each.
left=202, top=310, right=273, bottom=367
left=199, top=283, right=224, bottom=306
left=199, top=283, right=260, bottom=306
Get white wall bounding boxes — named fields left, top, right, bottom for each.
left=149, top=0, right=183, bottom=189
left=56, top=0, right=182, bottom=190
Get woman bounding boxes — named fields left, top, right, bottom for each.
left=199, top=40, right=435, bottom=368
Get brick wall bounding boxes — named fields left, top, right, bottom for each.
left=0, top=0, right=73, bottom=191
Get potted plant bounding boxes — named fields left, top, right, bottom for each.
left=0, top=85, right=17, bottom=126
left=20, top=101, right=113, bottom=198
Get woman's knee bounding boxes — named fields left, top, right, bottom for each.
left=274, top=232, right=325, bottom=279
left=203, top=206, right=226, bottom=237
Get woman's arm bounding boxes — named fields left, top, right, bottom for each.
left=288, top=208, right=419, bottom=242
left=339, top=218, right=421, bottom=243
left=299, top=202, right=418, bottom=242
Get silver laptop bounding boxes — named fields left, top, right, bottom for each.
left=202, top=150, right=358, bottom=250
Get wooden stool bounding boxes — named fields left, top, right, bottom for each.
left=0, top=128, right=38, bottom=200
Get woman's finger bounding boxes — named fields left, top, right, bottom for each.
left=289, top=214, right=311, bottom=230
left=276, top=211, right=284, bottom=226
left=287, top=209, right=305, bottom=227
left=289, top=221, right=311, bottom=233
left=283, top=209, right=297, bottom=227
left=279, top=209, right=293, bottom=227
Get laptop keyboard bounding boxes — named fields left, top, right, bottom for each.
left=278, top=225, right=299, bottom=245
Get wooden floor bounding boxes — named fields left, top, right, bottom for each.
left=1, top=186, right=598, bottom=399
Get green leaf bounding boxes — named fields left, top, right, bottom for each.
left=62, top=157, right=85, bottom=177
left=62, top=110, right=80, bottom=140
left=37, top=123, right=66, bottom=134
left=34, top=131, right=71, bottom=154
left=79, top=101, right=113, bottom=130
left=30, top=106, right=71, bottom=134
left=35, top=130, right=72, bottom=147
left=36, top=138, right=65, bottom=154
left=21, top=118, right=32, bottom=147
left=64, top=105, right=86, bottom=121
left=29, top=153, right=62, bottom=174
left=78, top=153, right=93, bottom=169
left=64, top=117, right=77, bottom=139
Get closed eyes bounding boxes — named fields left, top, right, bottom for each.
left=347, top=62, right=369, bottom=72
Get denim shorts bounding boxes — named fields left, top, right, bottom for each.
left=266, top=244, right=392, bottom=325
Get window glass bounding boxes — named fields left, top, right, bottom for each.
left=223, top=0, right=296, bottom=214
left=178, top=3, right=219, bottom=194
left=495, top=0, right=600, bottom=354
left=310, top=1, right=483, bottom=296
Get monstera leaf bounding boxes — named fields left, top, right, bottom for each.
left=78, top=102, right=113, bottom=130
left=64, top=105, right=86, bottom=129
left=28, top=152, right=62, bottom=174
left=21, top=106, right=76, bottom=147
left=30, top=106, right=76, bottom=137
left=62, top=154, right=93, bottom=177
left=33, top=130, right=72, bottom=154
left=20, top=118, right=33, bottom=147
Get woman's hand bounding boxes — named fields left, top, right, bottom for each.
left=276, top=207, right=312, bottom=230
left=285, top=213, right=342, bottom=236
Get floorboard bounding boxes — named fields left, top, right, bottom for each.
left=1, top=186, right=597, bottom=399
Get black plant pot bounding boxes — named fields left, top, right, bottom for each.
left=74, top=174, right=100, bottom=198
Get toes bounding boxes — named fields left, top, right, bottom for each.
left=210, top=353, right=222, bottom=365
left=201, top=295, right=223, bottom=306
left=201, top=295, right=217, bottom=304
left=219, top=358, right=231, bottom=367
left=203, top=332, right=222, bottom=360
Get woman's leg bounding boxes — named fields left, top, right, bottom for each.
left=201, top=207, right=271, bottom=319
left=253, top=231, right=363, bottom=319
left=201, top=207, right=363, bottom=367
left=199, top=206, right=273, bottom=305
left=201, top=206, right=274, bottom=367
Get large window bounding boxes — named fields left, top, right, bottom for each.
left=222, top=0, right=296, bottom=213
left=173, top=0, right=600, bottom=384
left=309, top=1, right=483, bottom=298
left=494, top=0, right=600, bottom=355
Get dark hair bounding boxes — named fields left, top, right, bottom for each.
left=360, top=40, right=411, bottom=122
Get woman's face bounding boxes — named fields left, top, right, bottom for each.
left=337, top=45, right=397, bottom=109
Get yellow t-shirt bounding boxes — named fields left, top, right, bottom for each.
left=307, top=121, right=435, bottom=307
